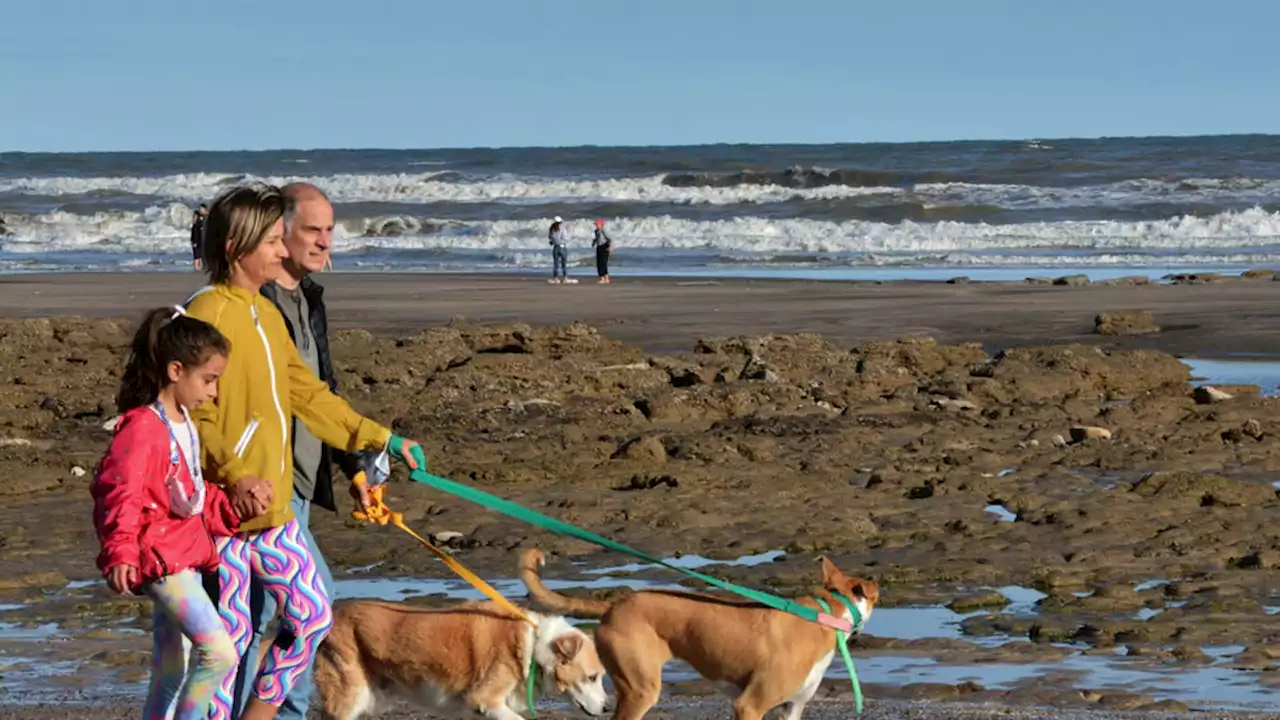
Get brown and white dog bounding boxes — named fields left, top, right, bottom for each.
left=520, top=550, right=877, bottom=720
left=313, top=599, right=610, bottom=720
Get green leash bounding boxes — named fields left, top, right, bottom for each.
left=815, top=595, right=864, bottom=714
left=408, top=469, right=856, bottom=633
left=525, top=657, right=539, bottom=718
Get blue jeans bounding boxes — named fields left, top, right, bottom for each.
left=552, top=244, right=568, bottom=279
left=230, top=493, right=334, bottom=720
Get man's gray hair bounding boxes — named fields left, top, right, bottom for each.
left=281, top=182, right=332, bottom=233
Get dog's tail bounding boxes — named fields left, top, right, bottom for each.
left=519, top=548, right=613, bottom=619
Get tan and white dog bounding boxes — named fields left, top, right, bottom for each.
left=520, top=550, right=877, bottom=720
left=313, top=598, right=610, bottom=720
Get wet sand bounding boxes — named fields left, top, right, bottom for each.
left=1, top=271, right=1279, bottom=356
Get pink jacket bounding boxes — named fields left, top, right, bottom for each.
left=91, top=406, right=238, bottom=589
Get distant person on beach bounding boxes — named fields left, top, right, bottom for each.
left=186, top=183, right=426, bottom=720
left=244, top=182, right=363, bottom=719
left=91, top=307, right=239, bottom=719
left=190, top=203, right=208, bottom=270
left=548, top=215, right=576, bottom=284
left=592, top=218, right=613, bottom=284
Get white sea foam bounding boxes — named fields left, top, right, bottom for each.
left=0, top=203, right=192, bottom=253
left=5, top=171, right=1280, bottom=209
left=915, top=178, right=1280, bottom=210
left=5, top=205, right=1280, bottom=259
left=0, top=172, right=895, bottom=205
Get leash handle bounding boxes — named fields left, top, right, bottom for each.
left=351, top=474, right=537, bottom=627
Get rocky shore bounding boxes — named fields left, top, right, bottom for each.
left=0, top=273, right=1278, bottom=715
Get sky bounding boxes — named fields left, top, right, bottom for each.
left=3, top=0, right=1279, bottom=152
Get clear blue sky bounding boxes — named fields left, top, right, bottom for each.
left=3, top=0, right=1277, bottom=152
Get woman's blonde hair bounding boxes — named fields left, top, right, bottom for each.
left=202, top=182, right=285, bottom=284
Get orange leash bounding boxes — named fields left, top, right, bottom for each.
left=350, top=473, right=536, bottom=626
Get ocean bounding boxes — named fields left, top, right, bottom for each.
left=2, top=135, right=1280, bottom=280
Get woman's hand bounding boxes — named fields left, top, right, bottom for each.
left=389, top=436, right=426, bottom=471
left=106, top=564, right=139, bottom=595
left=349, top=471, right=373, bottom=509
left=228, top=475, right=274, bottom=519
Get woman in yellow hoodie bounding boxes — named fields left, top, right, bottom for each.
left=186, top=183, right=423, bottom=720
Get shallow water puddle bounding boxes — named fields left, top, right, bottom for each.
left=866, top=606, right=975, bottom=641
left=863, top=588, right=1043, bottom=646
left=0, top=621, right=60, bottom=640
left=1181, top=358, right=1280, bottom=395
left=838, top=653, right=1278, bottom=711
left=1135, top=600, right=1187, bottom=620
left=997, top=586, right=1047, bottom=614
left=583, top=550, right=785, bottom=575
left=984, top=504, right=1017, bottom=522
left=652, top=644, right=1277, bottom=711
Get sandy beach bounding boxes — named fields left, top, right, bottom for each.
left=1, top=271, right=1279, bottom=356
left=2, top=271, right=1279, bottom=717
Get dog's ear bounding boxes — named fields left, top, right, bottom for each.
left=847, top=577, right=879, bottom=603
left=817, top=556, right=843, bottom=587
left=553, top=632, right=584, bottom=662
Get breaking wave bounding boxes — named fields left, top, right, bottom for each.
left=5, top=204, right=1280, bottom=258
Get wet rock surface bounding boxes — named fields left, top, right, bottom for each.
left=1094, top=310, right=1160, bottom=336
left=2, top=317, right=1280, bottom=712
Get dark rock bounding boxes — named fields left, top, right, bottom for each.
left=1131, top=471, right=1276, bottom=508
left=947, top=591, right=1010, bottom=613
left=1096, top=275, right=1154, bottom=287
left=1096, top=692, right=1156, bottom=709
left=1094, top=310, right=1160, bottom=336
left=1165, top=272, right=1228, bottom=284
left=1052, top=274, right=1089, bottom=287
left=1192, top=385, right=1233, bottom=404
left=613, top=436, right=668, bottom=465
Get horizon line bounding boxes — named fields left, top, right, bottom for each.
left=2, top=131, right=1274, bottom=156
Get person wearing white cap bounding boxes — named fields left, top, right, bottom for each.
left=547, top=216, right=575, bottom=284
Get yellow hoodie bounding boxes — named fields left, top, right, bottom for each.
left=186, top=283, right=391, bottom=532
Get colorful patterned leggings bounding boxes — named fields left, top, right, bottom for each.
left=143, top=569, right=237, bottom=720
left=207, top=520, right=334, bottom=719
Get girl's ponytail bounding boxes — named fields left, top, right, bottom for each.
left=115, top=307, right=230, bottom=413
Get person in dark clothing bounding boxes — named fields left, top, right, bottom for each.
left=592, top=218, right=613, bottom=284
left=232, top=183, right=364, bottom=720
left=189, top=203, right=208, bottom=270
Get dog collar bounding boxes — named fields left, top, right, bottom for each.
left=813, top=594, right=865, bottom=714
left=831, top=592, right=865, bottom=633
